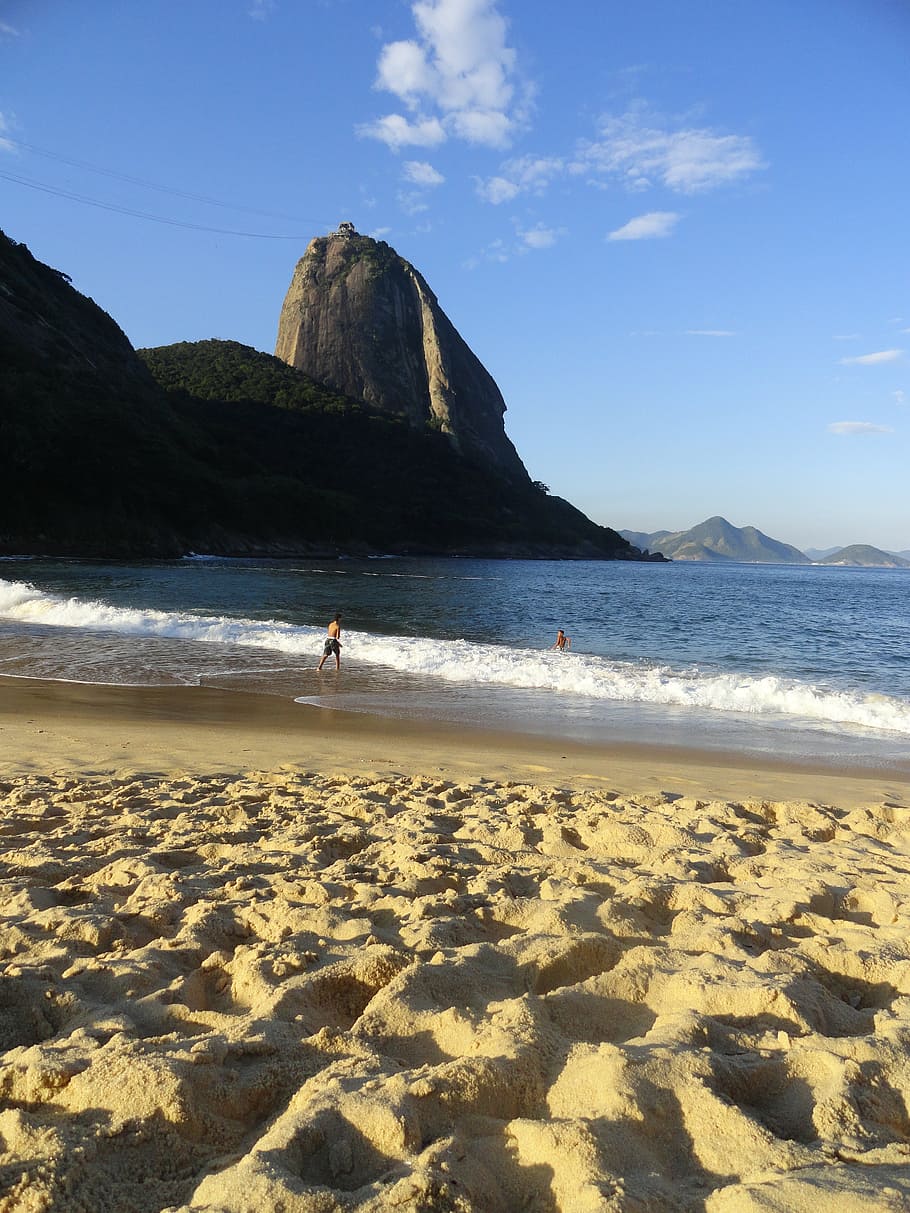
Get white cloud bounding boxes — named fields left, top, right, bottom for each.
left=894, top=390, right=906, bottom=406
left=839, top=349, right=903, bottom=366
left=448, top=108, right=512, bottom=146
left=519, top=223, right=558, bottom=249
left=363, top=0, right=521, bottom=149
left=833, top=333, right=860, bottom=341
left=608, top=210, right=679, bottom=241
left=575, top=109, right=765, bottom=194
left=0, top=22, right=20, bottom=39
left=475, top=174, right=519, bottom=204
left=507, top=154, right=563, bottom=190
left=475, top=107, right=763, bottom=210
left=397, top=190, right=430, bottom=215
left=476, top=154, right=563, bottom=204
left=377, top=40, right=435, bottom=102
left=828, top=421, right=893, bottom=435
left=357, top=113, right=446, bottom=149
left=686, top=329, right=736, bottom=337
left=403, top=160, right=444, bottom=186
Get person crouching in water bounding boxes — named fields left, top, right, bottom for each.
left=317, top=613, right=342, bottom=671
left=552, top=628, right=571, bottom=652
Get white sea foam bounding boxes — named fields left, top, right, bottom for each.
left=2, top=577, right=909, bottom=736
left=0, top=578, right=322, bottom=655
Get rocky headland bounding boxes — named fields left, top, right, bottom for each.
left=1, top=227, right=650, bottom=561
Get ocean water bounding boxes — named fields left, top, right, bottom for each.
left=0, top=556, right=908, bottom=772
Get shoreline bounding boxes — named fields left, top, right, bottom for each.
left=2, top=674, right=907, bottom=808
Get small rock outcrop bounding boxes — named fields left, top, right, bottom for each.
left=274, top=226, right=528, bottom=481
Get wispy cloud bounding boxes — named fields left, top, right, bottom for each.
left=518, top=223, right=559, bottom=250
left=463, top=224, right=559, bottom=266
left=475, top=175, right=519, bottom=204
left=476, top=105, right=765, bottom=206
left=359, top=0, right=524, bottom=150
left=397, top=190, right=430, bottom=215
left=686, top=329, right=736, bottom=337
left=476, top=154, right=563, bottom=203
left=894, top=390, right=906, bottom=406
left=833, top=333, right=860, bottom=341
left=828, top=420, right=893, bottom=435
left=573, top=108, right=765, bottom=194
left=0, top=22, right=20, bottom=40
left=463, top=237, right=510, bottom=269
left=608, top=211, right=679, bottom=241
left=403, top=160, right=444, bottom=186
left=0, top=112, right=14, bottom=153
left=248, top=0, right=276, bottom=19
left=839, top=349, right=903, bottom=366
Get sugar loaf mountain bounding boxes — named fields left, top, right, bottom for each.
left=1, top=223, right=650, bottom=560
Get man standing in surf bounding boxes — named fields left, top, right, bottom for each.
left=316, top=613, right=342, bottom=671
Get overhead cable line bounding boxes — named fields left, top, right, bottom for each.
left=0, top=168, right=315, bottom=239
left=4, top=136, right=316, bottom=224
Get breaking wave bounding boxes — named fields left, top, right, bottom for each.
left=2, top=577, right=909, bottom=736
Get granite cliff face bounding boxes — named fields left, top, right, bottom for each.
left=274, top=225, right=528, bottom=481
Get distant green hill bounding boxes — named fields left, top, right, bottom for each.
left=819, top=544, right=910, bottom=568
left=620, top=517, right=810, bottom=563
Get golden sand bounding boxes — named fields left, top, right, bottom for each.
left=1, top=677, right=909, bottom=1211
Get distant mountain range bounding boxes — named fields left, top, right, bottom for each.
left=621, top=518, right=910, bottom=566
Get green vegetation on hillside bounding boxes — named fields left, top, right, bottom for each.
left=139, top=339, right=632, bottom=556
left=140, top=340, right=359, bottom=416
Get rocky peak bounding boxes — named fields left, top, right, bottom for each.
left=274, top=229, right=529, bottom=481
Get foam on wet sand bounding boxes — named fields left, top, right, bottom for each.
left=1, top=678, right=910, bottom=1211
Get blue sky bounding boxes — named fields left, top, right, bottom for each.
left=2, top=0, right=908, bottom=551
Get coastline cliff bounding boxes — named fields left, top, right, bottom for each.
left=1, top=226, right=650, bottom=560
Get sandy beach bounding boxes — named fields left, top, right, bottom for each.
left=2, top=676, right=910, bottom=1211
